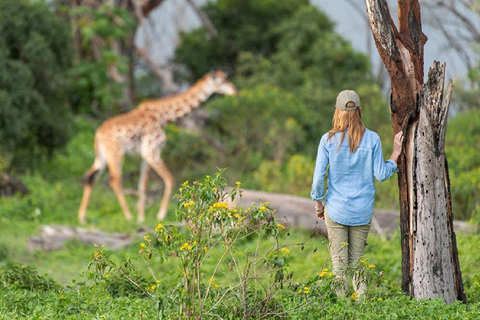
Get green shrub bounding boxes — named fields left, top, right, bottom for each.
left=1, top=262, right=60, bottom=292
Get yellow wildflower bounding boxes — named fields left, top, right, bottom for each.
left=212, top=187, right=217, bottom=192
left=319, top=271, right=327, bottom=278
left=182, top=180, right=189, bottom=186
left=303, top=287, right=310, bottom=294
left=213, top=202, right=228, bottom=209
left=180, top=242, right=190, bottom=251
left=150, top=285, right=156, bottom=291
left=140, top=243, right=146, bottom=248
left=155, top=222, right=163, bottom=232
left=203, top=247, right=208, bottom=253
left=235, top=181, right=241, bottom=186
left=377, top=298, right=383, bottom=302
left=105, top=273, right=110, bottom=278
left=369, top=264, right=376, bottom=269
left=351, top=292, right=359, bottom=301
left=281, top=247, right=290, bottom=255
left=143, top=235, right=149, bottom=240
left=156, top=280, right=161, bottom=284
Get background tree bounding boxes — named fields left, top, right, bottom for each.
left=0, top=0, right=73, bottom=171
left=366, top=0, right=466, bottom=303
left=56, top=0, right=218, bottom=117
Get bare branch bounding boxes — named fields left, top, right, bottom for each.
left=136, top=47, right=179, bottom=95
left=185, top=0, right=218, bottom=36
left=436, top=1, right=480, bottom=40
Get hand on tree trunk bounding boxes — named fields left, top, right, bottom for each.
left=389, top=131, right=404, bottom=163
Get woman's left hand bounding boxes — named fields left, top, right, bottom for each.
left=315, top=202, right=324, bottom=220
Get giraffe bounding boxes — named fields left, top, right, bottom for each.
left=78, top=70, right=237, bottom=224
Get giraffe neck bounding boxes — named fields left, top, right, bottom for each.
left=139, top=74, right=215, bottom=122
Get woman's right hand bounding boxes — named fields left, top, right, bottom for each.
left=390, top=131, right=404, bottom=163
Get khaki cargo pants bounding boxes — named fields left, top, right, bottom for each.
left=324, top=210, right=371, bottom=296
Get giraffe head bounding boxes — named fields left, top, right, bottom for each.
left=209, top=69, right=238, bottom=96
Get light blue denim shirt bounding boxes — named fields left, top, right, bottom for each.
left=310, top=129, right=398, bottom=226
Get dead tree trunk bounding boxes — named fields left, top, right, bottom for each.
left=366, top=0, right=466, bottom=303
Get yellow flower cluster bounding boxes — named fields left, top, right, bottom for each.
left=179, top=242, right=193, bottom=251
left=183, top=200, right=195, bottom=208
left=155, top=222, right=163, bottom=232
left=369, top=264, right=376, bottom=269
left=209, top=277, right=220, bottom=289
left=277, top=223, right=286, bottom=230
left=298, top=286, right=310, bottom=294
left=147, top=285, right=156, bottom=292
left=281, top=247, right=290, bottom=255
left=212, top=202, right=228, bottom=209
left=319, top=268, right=329, bottom=278
left=351, top=292, right=359, bottom=301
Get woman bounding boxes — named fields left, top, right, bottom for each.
left=311, top=89, right=403, bottom=297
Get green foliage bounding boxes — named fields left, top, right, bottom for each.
left=1, top=262, right=60, bottom=292
left=446, top=110, right=480, bottom=222
left=175, top=0, right=309, bottom=79
left=87, top=245, right=150, bottom=298
left=0, top=0, right=73, bottom=170
left=64, top=3, right=136, bottom=115
left=206, top=86, right=307, bottom=167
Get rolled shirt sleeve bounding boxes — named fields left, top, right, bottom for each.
left=311, top=135, right=329, bottom=201
left=372, top=136, right=398, bottom=182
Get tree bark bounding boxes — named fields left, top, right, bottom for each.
left=366, top=0, right=466, bottom=303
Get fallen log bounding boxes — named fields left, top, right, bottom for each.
left=28, top=225, right=133, bottom=252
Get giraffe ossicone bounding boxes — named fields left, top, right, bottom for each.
left=78, top=70, right=237, bottom=224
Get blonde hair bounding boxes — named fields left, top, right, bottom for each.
left=327, top=101, right=366, bottom=153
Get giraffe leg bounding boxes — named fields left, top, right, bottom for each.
left=137, top=160, right=150, bottom=223
left=106, top=155, right=133, bottom=221
left=78, top=159, right=104, bottom=224
left=143, top=155, right=174, bottom=221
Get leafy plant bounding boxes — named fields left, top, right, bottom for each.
left=87, top=244, right=151, bottom=298
left=1, top=262, right=60, bottom=292
left=138, top=169, right=294, bottom=318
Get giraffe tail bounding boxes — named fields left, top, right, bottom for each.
left=83, top=137, right=106, bottom=186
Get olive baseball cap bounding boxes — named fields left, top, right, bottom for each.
left=335, top=90, right=361, bottom=111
